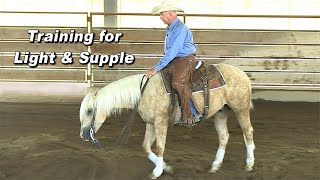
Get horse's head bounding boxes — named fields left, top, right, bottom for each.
left=79, top=74, right=147, bottom=147
left=79, top=92, right=103, bottom=145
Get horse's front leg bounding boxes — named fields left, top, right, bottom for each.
left=147, top=117, right=169, bottom=179
left=143, top=123, right=173, bottom=176
left=143, top=123, right=157, bottom=163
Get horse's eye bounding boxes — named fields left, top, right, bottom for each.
left=87, top=108, right=93, bottom=114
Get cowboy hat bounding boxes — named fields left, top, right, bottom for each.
left=151, top=1, right=184, bottom=14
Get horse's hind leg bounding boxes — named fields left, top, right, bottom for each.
left=209, top=108, right=230, bottom=173
left=235, top=109, right=255, bottom=171
left=142, top=123, right=173, bottom=179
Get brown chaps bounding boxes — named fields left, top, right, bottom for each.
left=167, top=54, right=196, bottom=124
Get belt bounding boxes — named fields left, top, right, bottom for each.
left=164, top=53, right=196, bottom=57
left=176, top=53, right=196, bottom=59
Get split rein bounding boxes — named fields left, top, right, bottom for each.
left=88, top=75, right=149, bottom=150
left=116, top=75, right=149, bottom=145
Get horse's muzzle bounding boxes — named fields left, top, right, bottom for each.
left=81, top=126, right=96, bottom=142
left=80, top=126, right=108, bottom=150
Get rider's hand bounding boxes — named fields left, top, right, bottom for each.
left=146, top=68, right=157, bottom=78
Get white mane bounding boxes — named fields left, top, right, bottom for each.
left=96, top=74, right=146, bottom=116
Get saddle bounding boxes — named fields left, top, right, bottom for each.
left=161, top=61, right=226, bottom=121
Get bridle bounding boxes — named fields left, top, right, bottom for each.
left=88, top=91, right=107, bottom=150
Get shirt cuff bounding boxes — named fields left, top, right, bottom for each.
left=154, top=64, right=162, bottom=71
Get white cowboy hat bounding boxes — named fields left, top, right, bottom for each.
left=151, top=1, right=184, bottom=14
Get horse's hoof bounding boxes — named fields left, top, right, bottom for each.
left=245, top=159, right=254, bottom=171
left=163, top=164, right=174, bottom=174
left=150, top=166, right=163, bottom=179
left=209, top=167, right=219, bottom=173
left=245, top=166, right=253, bottom=171
left=245, top=164, right=254, bottom=171
left=209, top=163, right=221, bottom=173
left=149, top=173, right=158, bottom=179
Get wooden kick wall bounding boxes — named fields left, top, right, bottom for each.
left=0, top=27, right=87, bottom=83
left=0, top=26, right=319, bottom=101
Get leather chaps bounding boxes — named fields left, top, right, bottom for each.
left=166, top=54, right=196, bottom=124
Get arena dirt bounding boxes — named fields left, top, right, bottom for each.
left=0, top=100, right=319, bottom=180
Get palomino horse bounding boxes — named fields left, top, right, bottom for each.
left=79, top=63, right=255, bottom=179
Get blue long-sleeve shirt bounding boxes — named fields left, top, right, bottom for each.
left=154, top=18, right=197, bottom=71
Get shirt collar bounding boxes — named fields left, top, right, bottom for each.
left=167, top=17, right=179, bottom=31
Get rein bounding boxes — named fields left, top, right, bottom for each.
left=116, top=75, right=149, bottom=145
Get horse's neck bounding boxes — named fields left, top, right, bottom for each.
left=97, top=74, right=144, bottom=116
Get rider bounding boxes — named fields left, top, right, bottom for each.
left=146, top=1, right=200, bottom=125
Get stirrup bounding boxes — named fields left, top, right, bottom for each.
left=172, top=120, right=184, bottom=126
left=174, top=106, right=182, bottom=122
left=172, top=119, right=190, bottom=127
